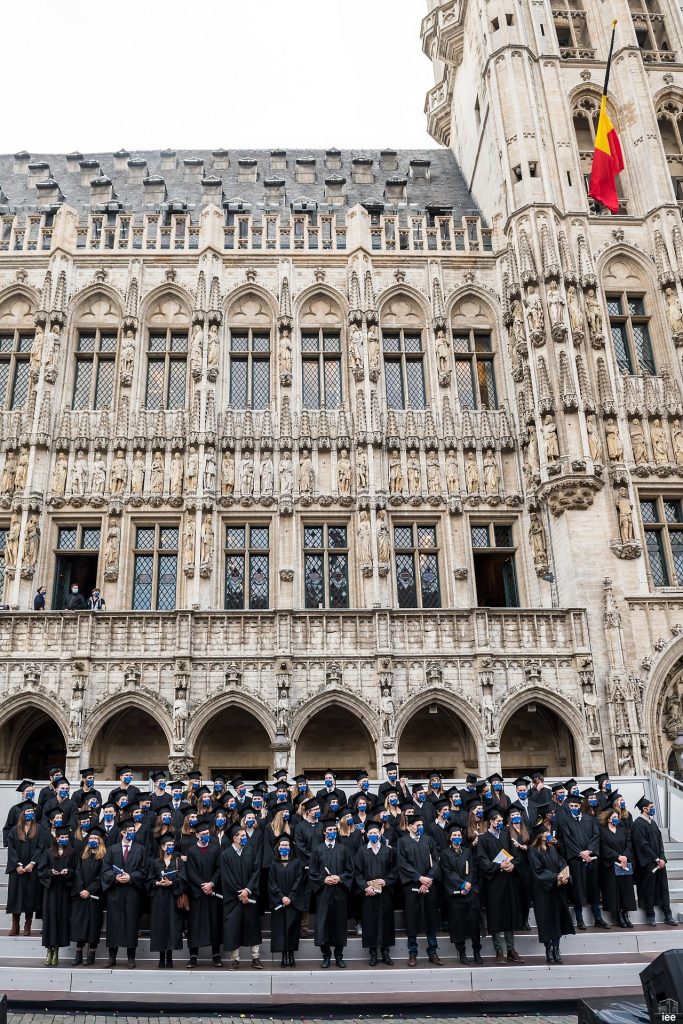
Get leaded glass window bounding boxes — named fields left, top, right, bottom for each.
left=301, top=330, right=342, bottom=408
left=452, top=329, right=497, bottom=410
left=132, top=524, right=178, bottom=610
left=145, top=330, right=188, bottom=409
left=229, top=330, right=270, bottom=409
left=394, top=522, right=441, bottom=609
left=224, top=523, right=270, bottom=610
left=471, top=520, right=519, bottom=608
left=382, top=330, right=426, bottom=409
left=607, top=293, right=654, bottom=375
left=0, top=330, right=34, bottom=410
left=72, top=329, right=117, bottom=410
left=303, top=523, right=349, bottom=608
left=640, top=495, right=683, bottom=587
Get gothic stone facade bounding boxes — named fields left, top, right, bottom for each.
left=0, top=0, right=682, bottom=781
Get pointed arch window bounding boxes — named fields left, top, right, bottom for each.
left=656, top=97, right=683, bottom=202
left=629, top=0, right=674, bottom=62
left=72, top=329, right=117, bottom=409
left=550, top=0, right=594, bottom=57
left=0, top=329, right=32, bottom=410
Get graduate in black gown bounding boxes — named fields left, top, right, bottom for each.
left=220, top=822, right=262, bottom=969
left=3, top=780, right=39, bottom=847
left=354, top=820, right=397, bottom=966
left=440, top=824, right=483, bottom=963
left=555, top=792, right=607, bottom=929
left=477, top=807, right=525, bottom=964
left=396, top=813, right=442, bottom=966
left=631, top=795, right=678, bottom=926
left=39, top=826, right=78, bottom=966
left=528, top=823, right=574, bottom=964
left=309, top=817, right=354, bottom=968
left=70, top=825, right=105, bottom=965
left=182, top=817, right=222, bottom=968
left=148, top=831, right=184, bottom=968
left=268, top=834, right=304, bottom=967
left=6, top=800, right=43, bottom=937
left=598, top=807, right=637, bottom=927
left=101, top=814, right=147, bottom=968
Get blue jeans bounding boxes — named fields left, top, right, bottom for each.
left=407, top=933, right=438, bottom=955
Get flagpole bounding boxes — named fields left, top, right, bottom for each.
left=602, top=19, right=617, bottom=97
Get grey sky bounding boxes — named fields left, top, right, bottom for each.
left=5, top=1, right=437, bottom=153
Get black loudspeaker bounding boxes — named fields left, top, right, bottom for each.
left=641, top=949, right=683, bottom=1020
left=0, top=994, right=6, bottom=1024
left=577, top=997, right=649, bottom=1024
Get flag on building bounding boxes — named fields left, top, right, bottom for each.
left=588, top=21, right=624, bottom=214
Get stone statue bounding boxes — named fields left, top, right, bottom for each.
left=349, top=326, right=364, bottom=374
left=586, top=414, right=603, bottom=463
left=616, top=486, right=634, bottom=543
left=543, top=415, right=559, bottom=462
left=221, top=450, right=235, bottom=495
left=357, top=510, right=373, bottom=565
left=407, top=450, right=421, bottom=496
left=69, top=690, right=84, bottom=740
left=482, top=695, right=496, bottom=736
left=52, top=452, right=68, bottom=495
left=605, top=418, right=624, bottom=462
left=204, top=447, right=217, bottom=492
left=546, top=282, right=565, bottom=327
left=629, top=418, right=648, bottom=465
left=651, top=418, right=668, bottom=465
left=376, top=509, right=390, bottom=564
left=566, top=285, right=583, bottom=334
left=22, top=514, right=40, bottom=571
left=389, top=450, right=403, bottom=494
left=14, top=449, right=28, bottom=492
left=511, top=298, right=525, bottom=346
left=170, top=452, right=183, bottom=497
left=110, top=451, right=128, bottom=495
left=672, top=419, right=683, bottom=466
left=380, top=690, right=395, bottom=739
left=200, top=514, right=214, bottom=565
left=584, top=289, right=603, bottom=339
left=1, top=451, right=17, bottom=495
left=240, top=451, right=254, bottom=497
left=91, top=453, right=107, bottom=496
left=44, top=323, right=61, bottom=372
left=337, top=449, right=351, bottom=494
left=524, top=286, right=544, bottom=333
left=72, top=451, right=88, bottom=495
left=104, top=520, right=120, bottom=572
left=173, top=694, right=188, bottom=742
left=185, top=447, right=198, bottom=493
left=151, top=451, right=164, bottom=495
left=465, top=451, right=479, bottom=493
left=529, top=511, right=548, bottom=570
left=279, top=328, right=292, bottom=377
left=183, top=517, right=196, bottom=567
left=436, top=329, right=450, bottom=376
left=583, top=685, right=600, bottom=738
left=4, top=513, right=20, bottom=568
left=29, top=326, right=43, bottom=375
left=355, top=447, right=368, bottom=490
left=207, top=324, right=219, bottom=372
left=190, top=323, right=204, bottom=379
left=121, top=329, right=136, bottom=379
left=367, top=324, right=380, bottom=377
left=260, top=451, right=274, bottom=495
left=299, top=449, right=314, bottom=495
left=664, top=693, right=682, bottom=741
left=445, top=449, right=458, bottom=494
left=483, top=449, right=499, bottom=496
left=279, top=451, right=293, bottom=496
left=131, top=451, right=145, bottom=495
left=665, top=287, right=683, bottom=336
left=527, top=425, right=540, bottom=475
left=426, top=452, right=440, bottom=495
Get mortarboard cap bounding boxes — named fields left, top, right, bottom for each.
left=79, top=768, right=95, bottom=778
left=273, top=769, right=289, bottom=781
left=487, top=773, right=504, bottom=784
left=513, top=777, right=531, bottom=788
left=636, top=795, right=654, bottom=811
left=595, top=772, right=610, bottom=785
left=15, top=779, right=34, bottom=792
left=484, top=806, right=503, bottom=821
left=465, top=773, right=477, bottom=785
left=383, top=762, right=398, bottom=771
left=150, top=771, right=167, bottom=783
left=354, top=770, right=369, bottom=783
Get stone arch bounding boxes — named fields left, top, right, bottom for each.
left=498, top=687, right=586, bottom=773
left=394, top=688, right=483, bottom=775
left=293, top=284, right=348, bottom=325
left=0, top=694, right=68, bottom=780
left=377, top=285, right=431, bottom=326
left=186, top=693, right=276, bottom=754
left=82, top=691, right=174, bottom=757
left=0, top=286, right=39, bottom=328
left=139, top=284, right=193, bottom=325
left=291, top=690, right=380, bottom=745
left=67, top=285, right=125, bottom=330
left=188, top=695, right=275, bottom=778
left=643, top=635, right=683, bottom=772
left=225, top=285, right=278, bottom=324
left=447, top=286, right=502, bottom=327
left=292, top=694, right=377, bottom=775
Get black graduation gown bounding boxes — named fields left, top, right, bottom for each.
left=528, top=845, right=575, bottom=943
left=506, top=827, right=531, bottom=919
left=354, top=844, right=397, bottom=950
left=107, top=783, right=141, bottom=805
left=6, top=827, right=44, bottom=915
left=632, top=815, right=671, bottom=911
left=315, top=786, right=347, bottom=805
left=396, top=834, right=441, bottom=937
left=439, top=846, right=482, bottom=947
left=73, top=787, right=103, bottom=809
left=101, top=824, right=120, bottom=849
left=42, top=796, right=78, bottom=831
left=220, top=844, right=262, bottom=951
left=309, top=842, right=354, bottom=949
left=509, top=799, right=533, bottom=830
left=598, top=825, right=637, bottom=913
left=39, top=847, right=78, bottom=948
left=148, top=856, right=184, bottom=952
left=477, top=829, right=524, bottom=934
left=182, top=843, right=222, bottom=949
left=70, top=855, right=104, bottom=945
left=3, top=801, right=42, bottom=847
left=268, top=859, right=304, bottom=953
left=556, top=812, right=600, bottom=907
left=101, top=842, right=147, bottom=949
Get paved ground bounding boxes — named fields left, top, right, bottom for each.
left=6, top=1015, right=579, bottom=1024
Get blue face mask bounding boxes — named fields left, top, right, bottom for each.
left=326, top=830, right=337, bottom=841
left=125, top=829, right=135, bottom=841
left=201, top=797, right=211, bottom=807
left=493, top=782, right=502, bottom=791
left=58, top=789, right=68, bottom=799
left=431, top=780, right=441, bottom=790
left=416, top=824, right=424, bottom=837
left=157, top=781, right=166, bottom=790
left=494, top=821, right=504, bottom=831
left=545, top=832, right=554, bottom=843
left=517, top=790, right=528, bottom=800
left=86, top=779, right=95, bottom=788
left=133, top=812, right=143, bottom=822
left=618, top=801, right=625, bottom=810
left=103, top=812, right=114, bottom=823
left=451, top=835, right=463, bottom=846
left=227, top=800, right=236, bottom=811
left=278, top=846, right=290, bottom=857
left=192, top=781, right=200, bottom=790
left=648, top=807, right=656, bottom=817
left=123, top=775, right=132, bottom=786
left=188, top=818, right=198, bottom=828
left=555, top=793, right=566, bottom=803
left=510, top=815, right=522, bottom=825
left=389, top=797, right=398, bottom=806
left=388, top=773, right=397, bottom=782
left=245, top=818, right=255, bottom=829
left=253, top=800, right=262, bottom=810
left=484, top=791, right=492, bottom=800
left=325, top=779, right=333, bottom=788
left=25, top=789, right=35, bottom=800
left=87, top=839, right=99, bottom=849
left=443, top=809, right=451, bottom=819
left=357, top=804, right=367, bottom=813
left=53, top=774, right=62, bottom=783
left=53, top=818, right=63, bottom=828
left=276, top=793, right=286, bottom=803
left=215, top=816, right=226, bottom=828
left=589, top=798, right=598, bottom=807
left=355, top=822, right=364, bottom=831
left=454, top=799, right=462, bottom=808
left=283, top=812, right=290, bottom=822
left=314, top=810, right=321, bottom=820
left=238, top=787, right=247, bottom=798
left=81, top=820, right=91, bottom=831
left=361, top=780, right=370, bottom=791
left=381, top=812, right=390, bottom=821
left=571, top=788, right=580, bottom=797
left=163, top=844, right=176, bottom=855
left=475, top=809, right=483, bottom=819
left=120, top=799, right=128, bottom=809
left=198, top=835, right=209, bottom=846
left=57, top=837, right=69, bottom=847
left=368, top=833, right=380, bottom=844
left=605, top=782, right=612, bottom=791
left=611, top=817, right=621, bottom=827
left=330, top=802, right=339, bottom=812
left=24, top=811, right=35, bottom=822
left=239, top=835, right=248, bottom=847
left=88, top=800, right=98, bottom=810
left=570, top=807, right=580, bottom=817
left=417, top=792, right=426, bottom=803
left=214, top=782, right=223, bottom=792
left=298, top=785, right=307, bottom=793
left=172, top=792, right=182, bottom=801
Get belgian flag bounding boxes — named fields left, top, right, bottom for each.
left=588, top=20, right=624, bottom=214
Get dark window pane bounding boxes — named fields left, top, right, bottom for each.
left=231, top=334, right=249, bottom=353
left=249, top=553, right=269, bottom=609
left=81, top=528, right=101, bottom=550
left=606, top=297, right=623, bottom=316
left=323, top=333, right=340, bottom=352
left=471, top=525, right=490, bottom=548
left=77, top=334, right=96, bottom=353
left=610, top=325, right=632, bottom=373
left=72, top=360, right=92, bottom=409
left=385, top=360, right=404, bottom=409
left=252, top=333, right=271, bottom=353
left=95, top=360, right=115, bottom=409
left=645, top=529, right=669, bottom=586
left=478, top=359, right=497, bottom=409
left=418, top=526, right=437, bottom=548
left=382, top=333, right=400, bottom=353
left=396, top=552, right=418, bottom=608
left=304, top=527, right=323, bottom=548
left=250, top=526, right=269, bottom=548
left=452, top=333, right=470, bottom=353
left=406, top=360, right=426, bottom=408
left=170, top=333, right=188, bottom=352
left=328, top=552, right=349, bottom=608
left=10, top=362, right=30, bottom=409
left=628, top=297, right=645, bottom=316
left=133, top=554, right=154, bottom=610
left=502, top=556, right=519, bottom=607
left=494, top=525, right=513, bottom=547
left=301, top=333, right=319, bottom=353
left=328, top=526, right=347, bottom=549
left=324, top=358, right=342, bottom=408
left=100, top=334, right=117, bottom=353
left=252, top=359, right=270, bottom=409
left=474, top=334, right=492, bottom=353
left=640, top=499, right=659, bottom=524
left=160, top=527, right=178, bottom=549
left=167, top=360, right=186, bottom=409
left=136, top=527, right=155, bottom=549
left=394, top=526, right=414, bottom=549
left=632, top=324, right=655, bottom=374
left=148, top=334, right=166, bottom=353
left=455, top=360, right=476, bottom=410
left=227, top=527, right=246, bottom=548
left=58, top=527, right=77, bottom=550
left=146, top=360, right=165, bottom=409
left=302, top=359, right=320, bottom=408
left=671, top=531, right=683, bottom=585
left=664, top=500, right=683, bottom=524
left=404, top=334, right=422, bottom=353
left=0, top=362, right=9, bottom=406
left=225, top=554, right=246, bottom=609
left=304, top=552, right=324, bottom=607
left=156, top=554, right=177, bottom=610
left=419, top=552, right=441, bottom=608
left=17, top=335, right=32, bottom=354
left=230, top=358, right=248, bottom=407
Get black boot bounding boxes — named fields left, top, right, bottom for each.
left=158, top=955, right=165, bottom=969
left=289, top=952, right=296, bottom=968
left=592, top=908, right=611, bottom=928
left=166, top=952, right=174, bottom=969
left=553, top=945, right=563, bottom=964
left=85, top=948, right=96, bottom=966
left=575, top=912, right=586, bottom=930
left=623, top=912, right=633, bottom=929
left=458, top=947, right=470, bottom=964
left=473, top=947, right=483, bottom=964
left=664, top=910, right=679, bottom=926
left=281, top=955, right=287, bottom=968
left=73, top=949, right=84, bottom=966
left=368, top=947, right=378, bottom=967
left=545, top=942, right=553, bottom=965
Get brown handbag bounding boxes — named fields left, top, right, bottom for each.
left=176, top=892, right=190, bottom=911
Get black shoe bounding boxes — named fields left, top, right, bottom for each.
left=213, top=954, right=223, bottom=967
left=73, top=950, right=83, bottom=966
left=369, top=953, right=378, bottom=967
left=186, top=956, right=197, bottom=969
left=647, top=914, right=657, bottom=927
left=623, top=913, right=634, bottom=929
left=459, top=951, right=470, bottom=964
left=616, top=911, right=627, bottom=929
left=593, top=916, right=611, bottom=929
left=545, top=946, right=553, bottom=965
left=335, top=956, right=346, bottom=969
left=321, top=956, right=331, bottom=969
left=281, top=956, right=287, bottom=968
left=576, top=917, right=586, bottom=930
left=289, top=954, right=296, bottom=968
left=85, top=951, right=96, bottom=966
left=166, top=955, right=173, bottom=969
left=158, top=956, right=165, bottom=969
left=553, top=948, right=563, bottom=964
left=665, top=914, right=679, bottom=926
left=382, top=951, right=393, bottom=965
left=473, top=950, right=483, bottom=964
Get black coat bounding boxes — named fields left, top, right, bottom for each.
left=309, top=841, right=353, bottom=949
left=182, top=843, right=222, bottom=949
left=396, top=833, right=440, bottom=937
left=70, top=854, right=104, bottom=945
left=632, top=815, right=670, bottom=911
left=148, top=856, right=184, bottom=952
left=477, top=829, right=524, bottom=934
left=3, top=801, right=42, bottom=847
left=354, top=844, right=397, bottom=949
left=598, top=825, right=637, bottom=913
left=220, top=844, right=262, bottom=951
left=557, top=812, right=600, bottom=907
left=528, top=844, right=575, bottom=943
left=268, top=859, right=304, bottom=952
left=39, top=846, right=78, bottom=948
left=101, top=842, right=147, bottom=948
left=6, top=827, right=44, bottom=914
left=439, top=846, right=482, bottom=947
